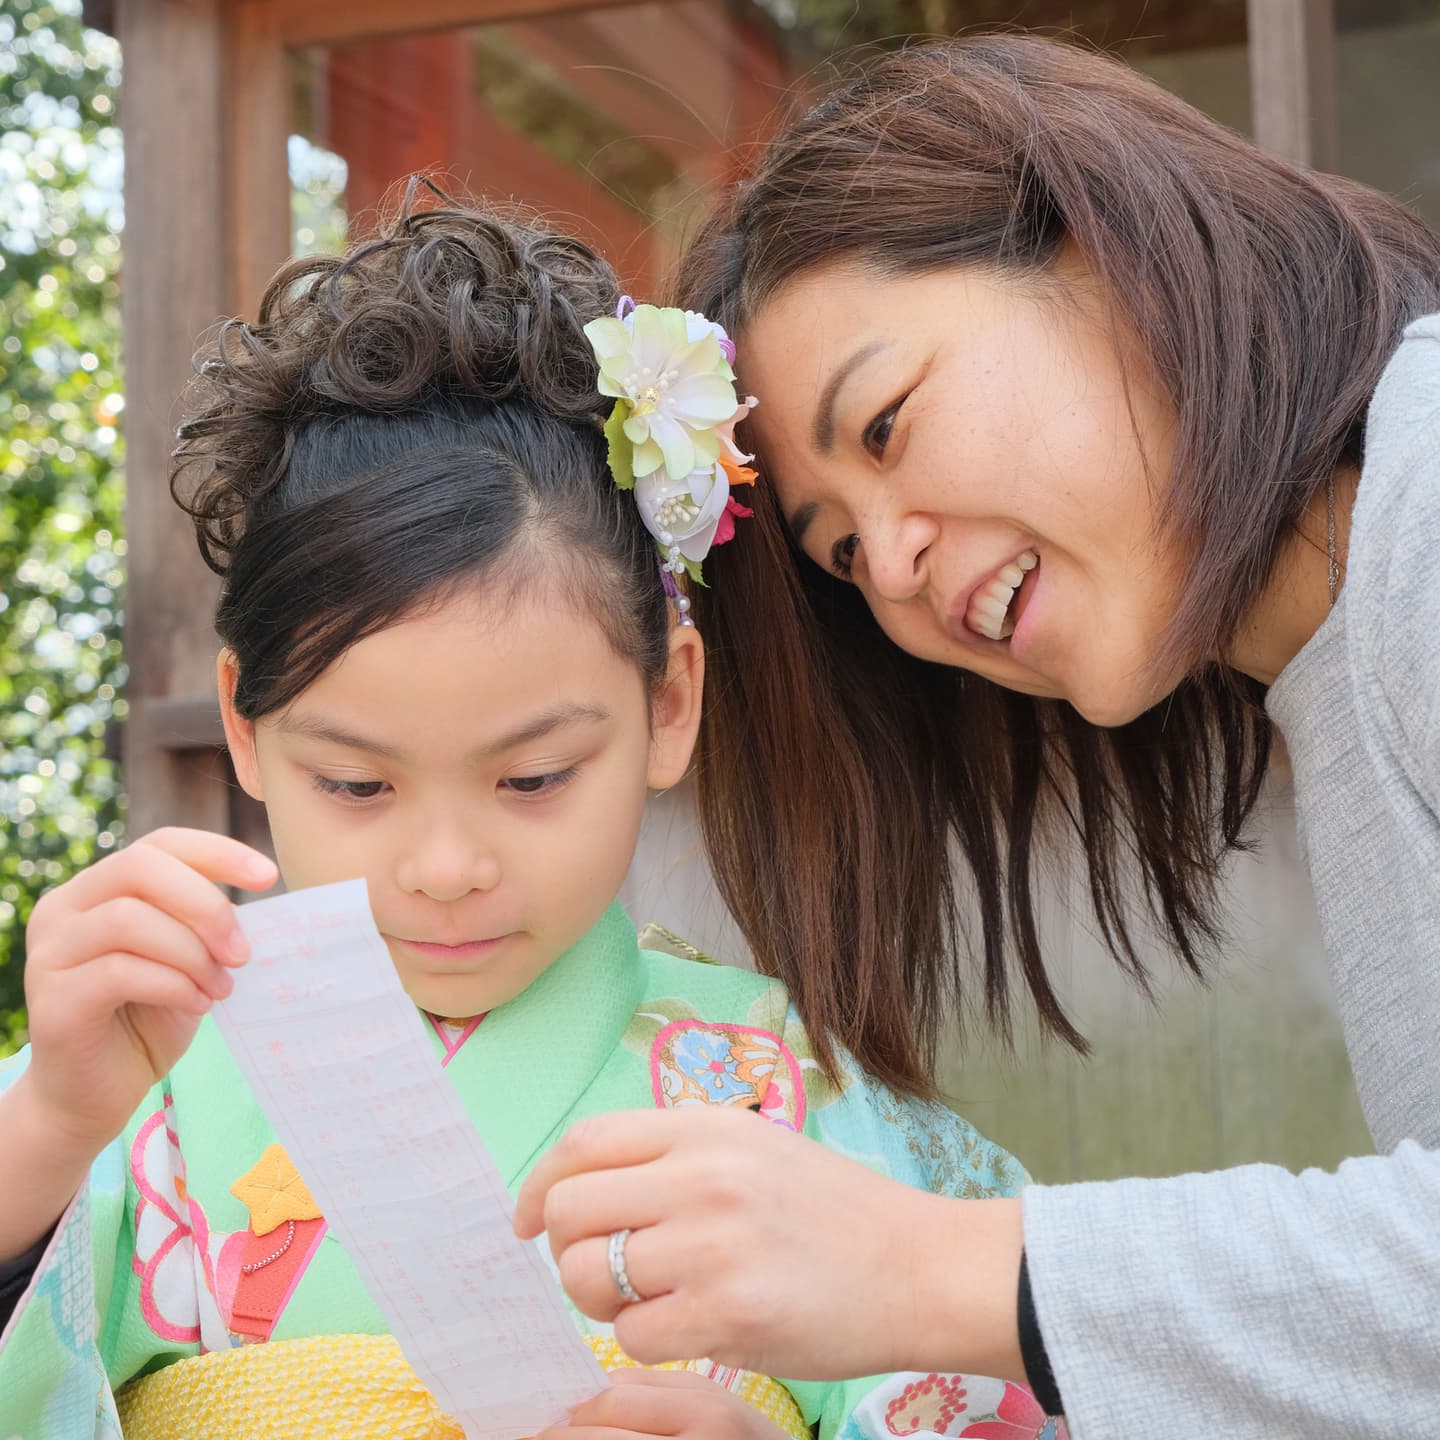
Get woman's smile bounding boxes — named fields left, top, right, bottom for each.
left=958, top=548, right=1039, bottom=643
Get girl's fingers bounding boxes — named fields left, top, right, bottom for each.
left=516, top=1109, right=743, bottom=1239
left=57, top=901, right=234, bottom=1002
left=71, top=951, right=216, bottom=1018
left=563, top=1379, right=696, bottom=1434
left=134, top=827, right=278, bottom=890
left=41, top=835, right=273, bottom=970
left=604, top=1369, right=720, bottom=1393
left=536, top=1428, right=651, bottom=1440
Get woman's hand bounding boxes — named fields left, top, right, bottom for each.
left=18, top=827, right=277, bottom=1155
left=514, top=1107, right=1026, bottom=1383
left=537, top=1367, right=792, bottom=1440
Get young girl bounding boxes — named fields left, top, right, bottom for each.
left=0, top=195, right=1046, bottom=1440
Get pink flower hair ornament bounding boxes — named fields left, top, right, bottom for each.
left=584, top=296, right=758, bottom=625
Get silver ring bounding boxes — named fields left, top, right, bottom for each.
left=608, top=1227, right=644, bottom=1304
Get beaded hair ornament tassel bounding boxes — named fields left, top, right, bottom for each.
left=584, top=297, right=759, bottom=626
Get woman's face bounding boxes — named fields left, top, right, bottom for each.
left=742, top=259, right=1188, bottom=726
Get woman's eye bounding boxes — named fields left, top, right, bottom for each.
left=311, top=775, right=388, bottom=802
left=503, top=767, right=578, bottom=797
left=863, top=394, right=907, bottom=459
left=830, top=533, right=860, bottom=580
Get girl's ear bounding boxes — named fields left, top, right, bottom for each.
left=217, top=650, right=265, bottom=801
left=647, top=622, right=705, bottom=791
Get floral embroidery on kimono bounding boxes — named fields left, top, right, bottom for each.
left=625, top=992, right=851, bottom=1130
left=845, top=1373, right=1067, bottom=1440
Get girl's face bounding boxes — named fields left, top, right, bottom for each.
left=741, top=259, right=1188, bottom=727
left=220, top=583, right=701, bottom=1019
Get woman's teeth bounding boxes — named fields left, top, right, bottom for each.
left=967, top=549, right=1038, bottom=641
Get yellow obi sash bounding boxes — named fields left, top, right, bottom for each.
left=116, top=1332, right=810, bottom=1440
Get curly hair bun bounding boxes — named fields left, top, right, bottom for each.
left=172, top=179, right=622, bottom=574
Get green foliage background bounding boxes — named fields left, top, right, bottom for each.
left=0, top=0, right=125, bottom=1056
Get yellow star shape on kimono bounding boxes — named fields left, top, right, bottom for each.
left=230, top=1143, right=323, bottom=1236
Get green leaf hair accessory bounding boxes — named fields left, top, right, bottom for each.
left=584, top=297, right=758, bottom=622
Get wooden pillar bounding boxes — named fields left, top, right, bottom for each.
left=227, top=0, right=292, bottom=316
left=1247, top=0, right=1337, bottom=169
left=116, top=0, right=231, bottom=838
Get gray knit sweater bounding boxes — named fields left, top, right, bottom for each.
left=1023, top=313, right=1440, bottom=1435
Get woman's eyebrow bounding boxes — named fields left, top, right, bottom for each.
left=788, top=501, right=820, bottom=546
left=812, top=340, right=889, bottom=452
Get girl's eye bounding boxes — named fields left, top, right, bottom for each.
left=863, top=394, right=908, bottom=459
left=503, top=767, right=578, bottom=797
left=311, top=775, right=388, bottom=803
left=830, top=533, right=860, bottom=580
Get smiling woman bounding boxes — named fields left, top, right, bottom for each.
left=516, top=27, right=1440, bottom=1439
left=675, top=32, right=1440, bottom=1091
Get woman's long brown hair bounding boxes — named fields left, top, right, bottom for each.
left=676, top=34, right=1440, bottom=1097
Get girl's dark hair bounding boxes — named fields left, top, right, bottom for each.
left=172, top=185, right=669, bottom=720
left=676, top=34, right=1440, bottom=1096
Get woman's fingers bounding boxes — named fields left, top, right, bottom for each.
left=611, top=1291, right=730, bottom=1370
left=516, top=1110, right=690, bottom=1239
left=519, top=1107, right=965, bottom=1379
left=556, top=1234, right=633, bottom=1323
left=524, top=1100, right=760, bottom=1238
left=540, top=1164, right=672, bottom=1266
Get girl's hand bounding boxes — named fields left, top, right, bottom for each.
left=514, top=1107, right=1025, bottom=1384
left=20, top=827, right=277, bottom=1155
left=538, top=1367, right=793, bottom=1440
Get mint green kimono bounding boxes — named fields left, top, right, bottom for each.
left=0, top=905, right=1045, bottom=1439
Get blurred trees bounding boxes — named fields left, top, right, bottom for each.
left=0, top=0, right=125, bottom=1055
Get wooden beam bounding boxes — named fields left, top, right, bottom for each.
left=1247, top=0, right=1338, bottom=170
left=133, top=697, right=226, bottom=750
left=274, top=0, right=642, bottom=49
left=116, top=0, right=231, bottom=838
left=226, top=0, right=292, bottom=316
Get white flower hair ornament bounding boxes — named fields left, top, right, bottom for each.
left=584, top=297, right=758, bottom=626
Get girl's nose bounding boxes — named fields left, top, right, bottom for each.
left=396, top=826, right=502, bottom=903
left=863, top=511, right=936, bottom=605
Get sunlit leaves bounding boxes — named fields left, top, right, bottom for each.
left=1, top=0, right=125, bottom=1054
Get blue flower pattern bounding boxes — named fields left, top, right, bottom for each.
left=671, top=1028, right=756, bottom=1103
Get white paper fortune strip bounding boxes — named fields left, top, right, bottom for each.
left=213, top=878, right=606, bottom=1440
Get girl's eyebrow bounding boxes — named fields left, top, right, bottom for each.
left=277, top=702, right=612, bottom=765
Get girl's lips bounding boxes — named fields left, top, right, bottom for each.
left=397, top=935, right=510, bottom=960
